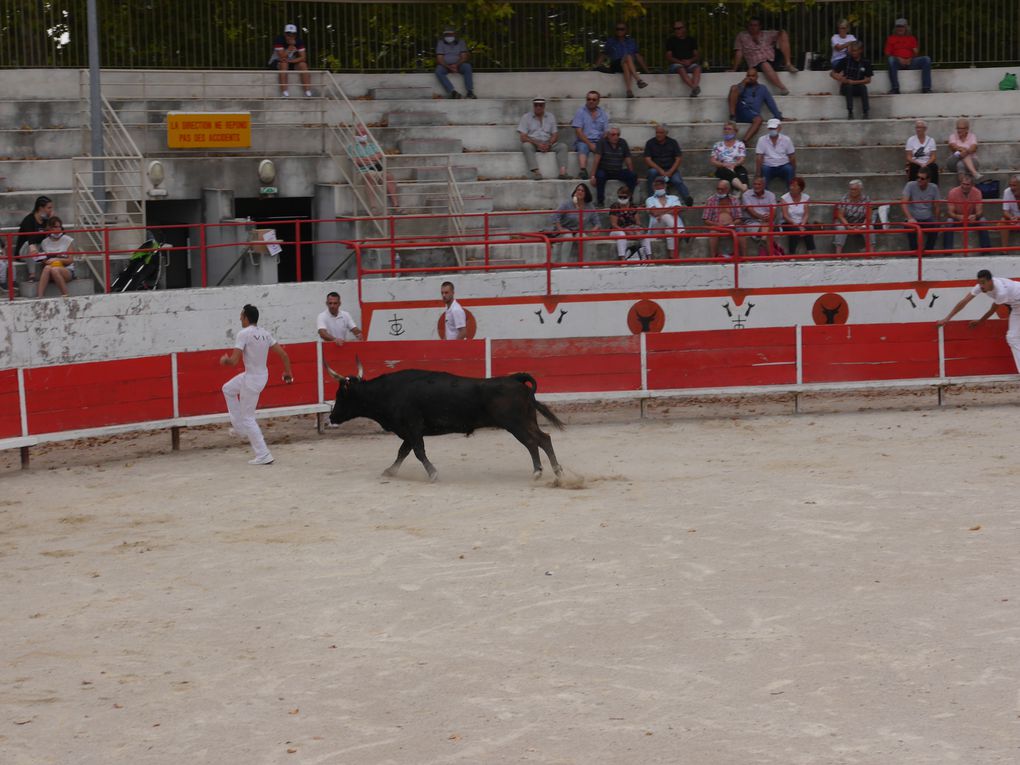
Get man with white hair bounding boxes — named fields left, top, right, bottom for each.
left=883, top=18, right=932, bottom=94
left=590, top=125, right=637, bottom=207
left=999, top=175, right=1020, bottom=250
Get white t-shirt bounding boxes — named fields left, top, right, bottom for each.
left=905, top=135, right=936, bottom=166
left=235, top=324, right=276, bottom=381
left=317, top=308, right=358, bottom=341
left=39, top=234, right=75, bottom=271
left=830, top=33, right=856, bottom=63
left=1003, top=187, right=1018, bottom=217
left=780, top=192, right=810, bottom=224
left=755, top=134, right=796, bottom=167
left=971, top=277, right=1020, bottom=308
left=444, top=299, right=467, bottom=340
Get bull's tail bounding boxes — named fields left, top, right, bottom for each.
left=512, top=372, right=565, bottom=430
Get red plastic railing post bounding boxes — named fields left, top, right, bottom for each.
left=294, top=220, right=302, bottom=283
left=199, top=223, right=208, bottom=288
left=912, top=222, right=924, bottom=281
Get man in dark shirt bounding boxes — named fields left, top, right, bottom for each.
left=589, top=126, right=637, bottom=207
left=12, top=195, right=53, bottom=284
left=269, top=23, right=311, bottom=97
left=664, top=20, right=702, bottom=96
left=830, top=42, right=873, bottom=119
left=643, top=126, right=692, bottom=206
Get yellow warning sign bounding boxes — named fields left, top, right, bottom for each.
left=167, top=112, right=251, bottom=149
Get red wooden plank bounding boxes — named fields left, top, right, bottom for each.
left=646, top=328, right=797, bottom=389
left=802, top=323, right=936, bottom=345
left=493, top=337, right=639, bottom=358
left=491, top=337, right=640, bottom=392
left=0, top=369, right=22, bottom=438
left=801, top=323, right=939, bottom=383
left=25, top=357, right=173, bottom=434
left=944, top=323, right=1015, bottom=376
left=647, top=327, right=795, bottom=352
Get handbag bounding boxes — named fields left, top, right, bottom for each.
left=998, top=73, right=1018, bottom=91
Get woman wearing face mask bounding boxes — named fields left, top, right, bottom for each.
left=548, top=183, right=601, bottom=263
left=347, top=125, right=400, bottom=212
left=609, top=187, right=650, bottom=260
left=710, top=122, right=749, bottom=193
left=36, top=216, right=75, bottom=298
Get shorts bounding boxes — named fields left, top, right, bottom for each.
left=753, top=49, right=786, bottom=70
left=734, top=103, right=759, bottom=124
left=607, top=59, right=625, bottom=73
left=668, top=63, right=701, bottom=74
left=575, top=140, right=597, bottom=156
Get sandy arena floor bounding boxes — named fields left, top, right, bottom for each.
left=2, top=407, right=1019, bottom=765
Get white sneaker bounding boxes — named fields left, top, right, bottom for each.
left=281, top=90, right=290, bottom=97
left=248, top=454, right=274, bottom=465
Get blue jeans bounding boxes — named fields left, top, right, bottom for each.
left=887, top=56, right=931, bottom=91
left=435, top=62, right=474, bottom=94
left=943, top=220, right=991, bottom=252
left=646, top=168, right=691, bottom=201
left=762, top=163, right=794, bottom=191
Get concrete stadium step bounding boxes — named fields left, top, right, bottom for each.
left=0, top=99, right=83, bottom=128
left=0, top=129, right=83, bottom=161
left=0, top=159, right=73, bottom=192
left=0, top=190, right=73, bottom=228
left=397, top=137, right=463, bottom=154
left=15, top=275, right=96, bottom=299
left=370, top=86, right=434, bottom=100
left=383, top=110, right=450, bottom=127
left=412, top=165, right=479, bottom=183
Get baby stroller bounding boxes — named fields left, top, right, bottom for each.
left=111, top=235, right=168, bottom=292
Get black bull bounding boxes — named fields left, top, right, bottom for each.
left=326, top=365, right=564, bottom=481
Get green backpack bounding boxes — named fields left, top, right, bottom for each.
left=999, top=72, right=1018, bottom=90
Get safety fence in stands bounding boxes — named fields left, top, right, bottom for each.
left=4, top=202, right=1018, bottom=302
left=1, top=323, right=1015, bottom=460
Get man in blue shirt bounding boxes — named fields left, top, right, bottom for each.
left=593, top=22, right=649, bottom=98
left=571, top=91, right=610, bottom=180
left=727, top=69, right=783, bottom=143
left=435, top=27, right=475, bottom=99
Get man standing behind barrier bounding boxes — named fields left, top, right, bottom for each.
left=435, top=27, right=475, bottom=99
left=441, top=281, right=467, bottom=340
left=518, top=98, right=569, bottom=180
left=220, top=304, right=293, bottom=465
left=938, top=270, right=1020, bottom=372
left=317, top=291, right=362, bottom=345
left=571, top=91, right=609, bottom=180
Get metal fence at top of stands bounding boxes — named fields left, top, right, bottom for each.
left=2, top=1, right=1017, bottom=71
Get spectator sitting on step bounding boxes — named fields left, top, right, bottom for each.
left=643, top=125, right=693, bottom=206
left=946, top=118, right=982, bottom=181
left=829, top=19, right=857, bottom=69
left=779, top=176, right=815, bottom=254
left=740, top=176, right=777, bottom=256
left=730, top=16, right=798, bottom=96
left=571, top=91, right=609, bottom=180
left=35, top=216, right=75, bottom=299
left=702, top=179, right=742, bottom=258
left=829, top=41, right=872, bottom=120
left=833, top=179, right=875, bottom=254
left=665, top=20, right=702, bottom=97
left=590, top=125, right=637, bottom=207
left=548, top=183, right=601, bottom=263
left=593, top=21, right=649, bottom=99
left=517, top=98, right=569, bottom=180
left=999, top=175, right=1019, bottom=251
left=14, top=194, right=53, bottom=283
left=944, top=173, right=992, bottom=252
left=754, top=118, right=795, bottom=192
left=269, top=24, right=311, bottom=97
left=884, top=18, right=932, bottom=94
left=435, top=27, right=475, bottom=99
left=728, top=69, right=783, bottom=144
left=710, top=121, right=750, bottom=193
left=609, top=186, right=650, bottom=260
left=645, top=176, right=684, bottom=258
left=905, top=119, right=938, bottom=187
left=900, top=168, right=942, bottom=253
left=346, top=124, right=399, bottom=212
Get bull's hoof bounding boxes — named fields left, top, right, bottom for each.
left=532, top=469, right=543, bottom=481
left=553, top=466, right=564, bottom=477
left=427, top=470, right=439, bottom=483
left=382, top=466, right=399, bottom=477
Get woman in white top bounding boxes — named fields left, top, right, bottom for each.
left=905, top=119, right=938, bottom=186
left=830, top=20, right=856, bottom=66
left=36, top=216, right=76, bottom=298
left=779, top=176, right=815, bottom=253
left=709, top=121, right=749, bottom=192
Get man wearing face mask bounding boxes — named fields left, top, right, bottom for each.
left=435, top=27, right=475, bottom=99
left=728, top=69, right=783, bottom=143
left=645, top=176, right=684, bottom=258
left=754, top=118, right=795, bottom=192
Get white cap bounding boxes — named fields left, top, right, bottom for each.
left=766, top=118, right=781, bottom=129
left=284, top=24, right=298, bottom=34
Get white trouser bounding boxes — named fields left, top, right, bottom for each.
left=223, top=372, right=270, bottom=459
left=648, top=213, right=682, bottom=253
left=610, top=229, right=651, bottom=259
left=1008, top=308, right=1020, bottom=373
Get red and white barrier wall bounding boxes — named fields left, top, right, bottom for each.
left=1, top=321, right=1015, bottom=454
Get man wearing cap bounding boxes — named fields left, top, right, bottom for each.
left=645, top=176, right=684, bottom=258
left=754, top=119, right=796, bottom=192
left=270, top=24, right=311, bottom=97
left=883, top=18, right=932, bottom=94
left=435, top=28, right=475, bottom=99
left=517, top=99, right=569, bottom=180
left=727, top=69, right=783, bottom=143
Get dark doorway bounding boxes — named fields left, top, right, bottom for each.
left=235, top=197, right=313, bottom=283
left=146, top=199, right=201, bottom=289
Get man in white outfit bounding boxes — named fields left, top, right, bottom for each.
left=316, top=291, right=362, bottom=344
left=937, top=269, right=1020, bottom=372
left=645, top=175, right=684, bottom=258
left=441, top=281, right=467, bottom=340
left=220, top=304, right=294, bottom=465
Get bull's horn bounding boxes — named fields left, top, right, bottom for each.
left=355, top=355, right=365, bottom=379
left=323, top=362, right=344, bottom=381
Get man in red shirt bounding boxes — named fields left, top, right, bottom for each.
left=944, top=174, right=991, bottom=252
left=883, top=18, right=931, bottom=94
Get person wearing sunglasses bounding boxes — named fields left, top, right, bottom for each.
left=593, top=22, right=649, bottom=99
left=664, top=21, right=702, bottom=97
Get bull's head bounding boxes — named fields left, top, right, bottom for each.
left=324, top=356, right=366, bottom=424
